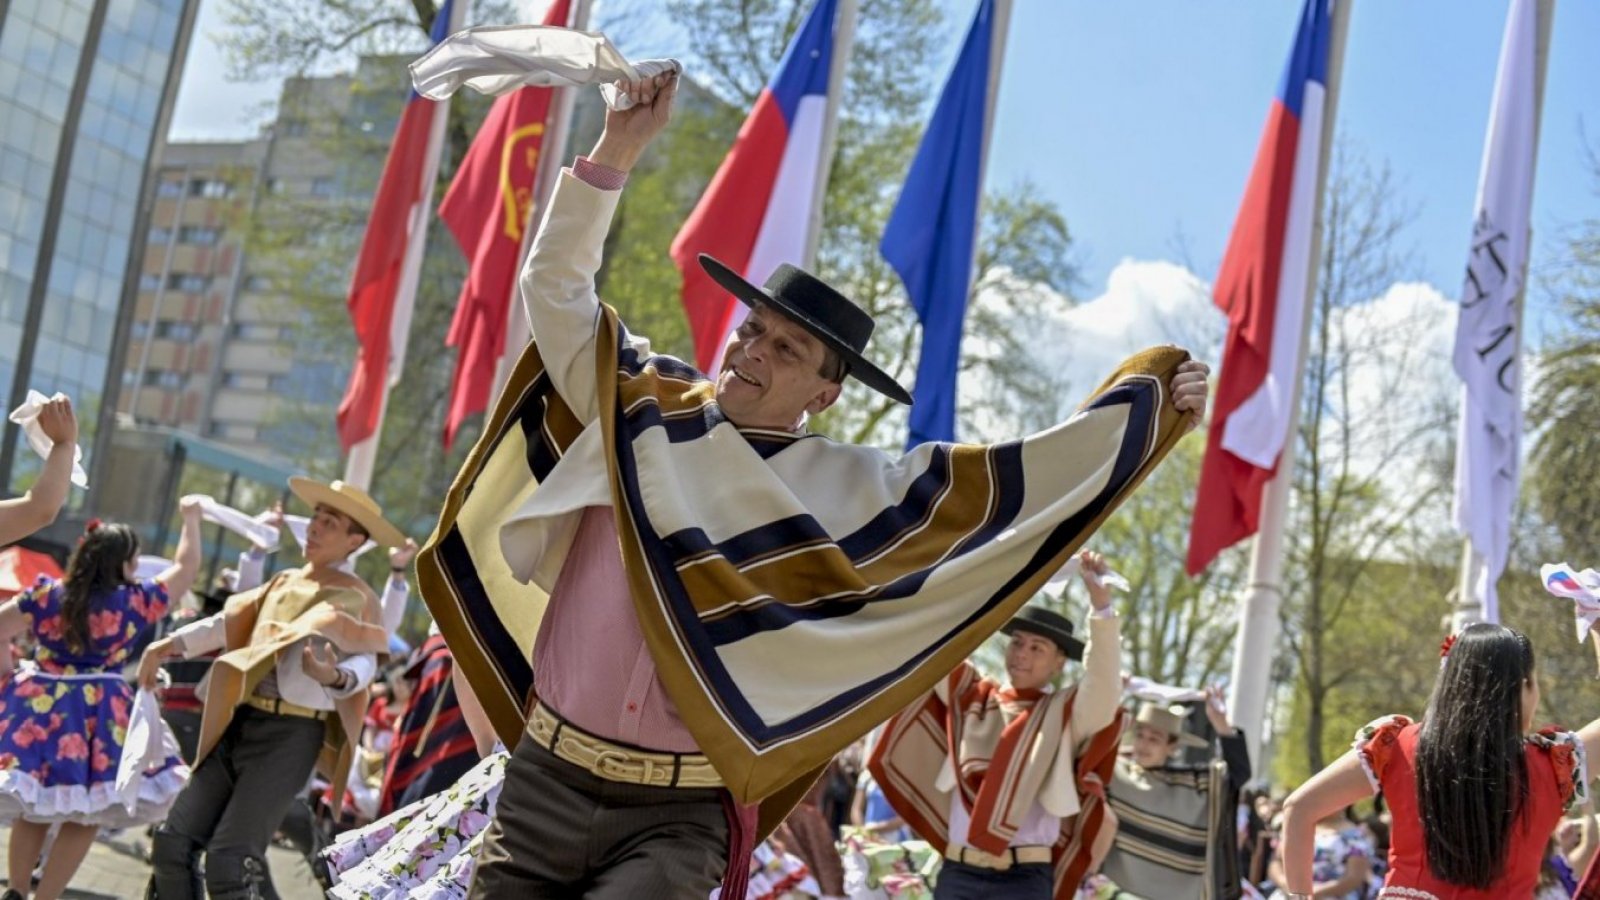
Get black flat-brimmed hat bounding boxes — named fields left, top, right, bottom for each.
left=1000, top=606, right=1085, bottom=661
left=698, top=254, right=913, bottom=405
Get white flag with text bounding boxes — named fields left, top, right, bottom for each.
left=1452, top=0, right=1538, bottom=624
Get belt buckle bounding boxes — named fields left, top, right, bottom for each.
left=591, top=748, right=634, bottom=783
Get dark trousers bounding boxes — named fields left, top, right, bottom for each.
left=469, top=733, right=728, bottom=899
left=147, top=707, right=324, bottom=900
left=933, top=859, right=1053, bottom=900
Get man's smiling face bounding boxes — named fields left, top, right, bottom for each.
left=715, top=304, right=844, bottom=431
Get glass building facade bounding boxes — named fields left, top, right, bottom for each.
left=0, top=0, right=198, bottom=494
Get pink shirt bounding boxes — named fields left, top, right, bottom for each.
left=530, top=158, right=697, bottom=753
left=531, top=507, right=701, bottom=755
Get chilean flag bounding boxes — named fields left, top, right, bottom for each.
left=670, top=0, right=841, bottom=374
left=335, top=0, right=457, bottom=452
left=1186, top=0, right=1333, bottom=576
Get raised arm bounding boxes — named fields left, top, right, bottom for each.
left=520, top=72, right=677, bottom=422
left=154, top=497, right=205, bottom=602
left=0, top=397, right=76, bottom=544
left=1070, top=551, right=1124, bottom=741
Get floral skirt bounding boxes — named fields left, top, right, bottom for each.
left=322, top=750, right=506, bottom=900
left=0, top=668, right=187, bottom=828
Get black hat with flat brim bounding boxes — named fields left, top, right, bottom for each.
left=698, top=254, right=913, bottom=405
left=1001, top=606, right=1086, bottom=661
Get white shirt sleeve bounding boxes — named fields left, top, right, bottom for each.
left=380, top=575, right=408, bottom=636
left=170, top=611, right=226, bottom=657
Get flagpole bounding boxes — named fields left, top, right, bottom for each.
left=1451, top=0, right=1554, bottom=631
left=976, top=0, right=1012, bottom=229
left=489, top=0, right=594, bottom=404
left=800, top=0, right=858, bottom=268
left=1225, top=0, right=1352, bottom=767
left=343, top=0, right=469, bottom=491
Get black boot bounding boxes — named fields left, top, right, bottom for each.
left=147, top=828, right=204, bottom=900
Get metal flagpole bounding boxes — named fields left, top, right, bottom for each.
left=343, top=0, right=469, bottom=491
left=799, top=0, right=859, bottom=269
left=488, top=0, right=594, bottom=404
left=1225, top=0, right=1353, bottom=767
left=1451, top=0, right=1555, bottom=631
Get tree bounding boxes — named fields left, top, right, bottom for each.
left=1528, top=145, right=1600, bottom=557
left=1275, top=142, right=1453, bottom=774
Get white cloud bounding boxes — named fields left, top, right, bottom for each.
left=1034, top=258, right=1225, bottom=401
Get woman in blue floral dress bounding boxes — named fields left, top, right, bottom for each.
left=0, top=502, right=202, bottom=900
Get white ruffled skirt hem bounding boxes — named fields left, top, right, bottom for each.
left=0, top=764, right=190, bottom=828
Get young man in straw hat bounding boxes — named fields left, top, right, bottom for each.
left=138, top=477, right=404, bottom=899
left=418, top=68, right=1211, bottom=900
left=1098, top=690, right=1251, bottom=899
left=867, top=553, right=1127, bottom=900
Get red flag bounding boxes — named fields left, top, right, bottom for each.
left=1185, top=0, right=1332, bottom=575
left=438, top=0, right=571, bottom=449
left=334, top=0, right=458, bottom=452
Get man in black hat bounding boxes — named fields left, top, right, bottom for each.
left=446, top=71, right=1210, bottom=900
left=867, top=552, right=1127, bottom=900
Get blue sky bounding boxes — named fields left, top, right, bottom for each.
left=171, top=1, right=1600, bottom=343
left=983, top=1, right=1598, bottom=342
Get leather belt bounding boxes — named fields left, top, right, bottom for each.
left=527, top=702, right=722, bottom=789
left=944, top=843, right=1053, bottom=870
left=244, top=694, right=330, bottom=722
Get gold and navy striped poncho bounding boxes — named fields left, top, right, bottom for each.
left=417, top=305, right=1191, bottom=833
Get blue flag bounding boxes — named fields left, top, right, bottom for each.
left=880, top=0, right=995, bottom=448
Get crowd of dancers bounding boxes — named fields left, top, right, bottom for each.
left=0, top=68, right=1592, bottom=900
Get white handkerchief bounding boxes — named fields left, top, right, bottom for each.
left=190, top=495, right=280, bottom=550
left=8, top=390, right=86, bottom=488
left=1125, top=675, right=1206, bottom=704
left=410, top=25, right=681, bottom=109
left=116, top=687, right=185, bottom=812
left=134, top=555, right=173, bottom=581
left=1541, top=562, right=1600, bottom=642
left=1044, top=555, right=1132, bottom=592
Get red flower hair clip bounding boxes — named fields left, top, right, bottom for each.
left=1439, top=633, right=1458, bottom=666
left=76, top=518, right=102, bottom=546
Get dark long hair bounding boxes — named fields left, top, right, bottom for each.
left=1415, top=622, right=1536, bottom=888
left=60, top=522, right=139, bottom=653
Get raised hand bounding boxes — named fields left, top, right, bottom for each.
left=1170, top=360, right=1211, bottom=431
left=1078, top=550, right=1113, bottom=612
left=1204, top=684, right=1236, bottom=736
left=590, top=71, right=679, bottom=173
left=36, top=396, right=76, bottom=446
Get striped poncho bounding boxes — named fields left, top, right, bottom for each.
left=417, top=299, right=1190, bottom=832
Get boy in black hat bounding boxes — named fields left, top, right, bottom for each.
left=868, top=552, right=1127, bottom=900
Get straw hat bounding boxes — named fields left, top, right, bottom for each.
left=287, top=477, right=405, bottom=548
left=1134, top=701, right=1209, bottom=749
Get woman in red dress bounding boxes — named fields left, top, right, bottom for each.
left=1278, top=623, right=1599, bottom=899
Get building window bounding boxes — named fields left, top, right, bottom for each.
left=242, top=274, right=271, bottom=292
left=130, top=321, right=150, bottom=340
left=148, top=227, right=171, bottom=244
left=267, top=374, right=291, bottom=392
left=229, top=322, right=283, bottom=341
left=143, top=370, right=183, bottom=388
left=157, top=180, right=183, bottom=198
left=138, top=273, right=161, bottom=291
left=310, top=177, right=337, bottom=198
left=166, top=273, right=209, bottom=293
left=178, top=225, right=221, bottom=245
left=154, top=321, right=197, bottom=341
left=188, top=178, right=231, bottom=199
